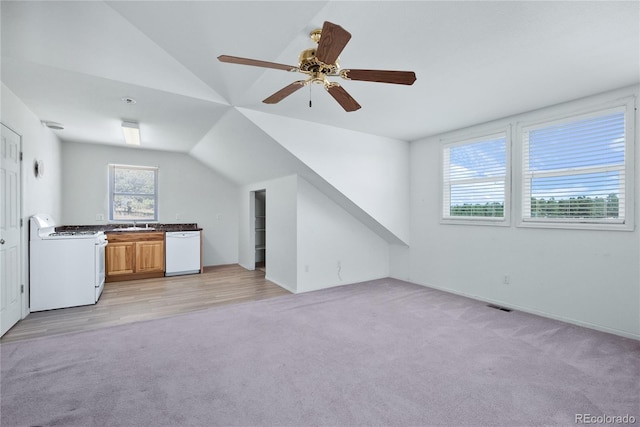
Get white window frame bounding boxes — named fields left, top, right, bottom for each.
left=441, top=128, right=511, bottom=226
left=517, top=97, right=635, bottom=231
left=108, top=164, right=159, bottom=222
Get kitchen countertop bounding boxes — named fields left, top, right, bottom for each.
left=57, top=223, right=202, bottom=233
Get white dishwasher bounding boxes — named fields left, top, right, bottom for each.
left=165, top=231, right=201, bottom=276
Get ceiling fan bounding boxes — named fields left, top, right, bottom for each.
left=218, top=21, right=417, bottom=112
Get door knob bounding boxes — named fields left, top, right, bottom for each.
left=0, top=239, right=5, bottom=244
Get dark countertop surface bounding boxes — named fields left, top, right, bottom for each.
left=57, top=223, right=202, bottom=233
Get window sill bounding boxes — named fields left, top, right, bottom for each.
left=441, top=217, right=511, bottom=227
left=517, top=219, right=633, bottom=232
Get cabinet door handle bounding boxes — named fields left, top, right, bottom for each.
left=0, top=239, right=5, bottom=244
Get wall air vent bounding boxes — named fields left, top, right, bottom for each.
left=487, top=304, right=512, bottom=312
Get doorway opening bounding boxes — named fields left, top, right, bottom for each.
left=254, top=190, right=266, bottom=271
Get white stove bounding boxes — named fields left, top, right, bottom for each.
left=29, top=214, right=107, bottom=311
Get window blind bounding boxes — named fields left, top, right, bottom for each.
left=443, top=134, right=507, bottom=219
left=522, top=109, right=625, bottom=222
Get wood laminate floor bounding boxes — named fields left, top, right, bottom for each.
left=1, top=264, right=290, bottom=343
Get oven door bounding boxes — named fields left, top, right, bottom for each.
left=95, top=239, right=107, bottom=302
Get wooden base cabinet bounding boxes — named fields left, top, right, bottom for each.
left=105, top=242, right=135, bottom=276
left=106, top=232, right=165, bottom=282
left=135, top=240, right=165, bottom=273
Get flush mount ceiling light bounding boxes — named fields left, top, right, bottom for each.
left=42, top=121, right=64, bottom=130
left=121, top=121, right=141, bottom=145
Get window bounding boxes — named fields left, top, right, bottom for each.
left=521, top=103, right=632, bottom=228
left=108, top=164, right=158, bottom=221
left=442, top=131, right=509, bottom=224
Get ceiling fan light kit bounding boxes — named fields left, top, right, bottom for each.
left=218, top=21, right=416, bottom=112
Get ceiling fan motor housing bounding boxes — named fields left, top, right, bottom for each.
left=298, top=48, right=338, bottom=76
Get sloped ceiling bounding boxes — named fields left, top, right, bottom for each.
left=2, top=1, right=638, bottom=156
left=190, top=107, right=410, bottom=244
left=2, top=1, right=639, bottom=245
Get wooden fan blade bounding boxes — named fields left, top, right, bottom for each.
left=315, top=21, right=352, bottom=65
left=326, top=84, right=361, bottom=112
left=263, top=81, right=307, bottom=104
left=218, top=55, right=297, bottom=72
left=342, top=69, right=417, bottom=85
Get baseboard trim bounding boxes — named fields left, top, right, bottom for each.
left=265, top=275, right=297, bottom=294
left=410, top=280, right=640, bottom=341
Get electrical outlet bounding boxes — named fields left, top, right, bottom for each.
left=503, top=274, right=510, bottom=285
left=305, top=265, right=309, bottom=273
left=95, top=214, right=104, bottom=221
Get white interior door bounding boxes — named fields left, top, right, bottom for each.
left=1, top=124, right=22, bottom=336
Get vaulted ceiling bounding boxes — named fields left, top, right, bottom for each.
left=2, top=1, right=638, bottom=160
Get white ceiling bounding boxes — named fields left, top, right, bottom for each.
left=2, top=1, right=639, bottom=152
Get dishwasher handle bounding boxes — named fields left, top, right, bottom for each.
left=166, top=231, right=199, bottom=238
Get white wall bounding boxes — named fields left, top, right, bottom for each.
left=1, top=84, right=63, bottom=221
left=389, top=244, right=410, bottom=280
left=239, top=175, right=298, bottom=292
left=60, top=142, right=239, bottom=266
left=1, top=83, right=63, bottom=316
left=239, top=174, right=391, bottom=294
left=405, top=86, right=640, bottom=339
left=297, top=177, right=389, bottom=293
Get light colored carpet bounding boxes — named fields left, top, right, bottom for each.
left=1, top=278, right=638, bottom=426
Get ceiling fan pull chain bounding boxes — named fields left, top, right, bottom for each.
left=309, top=84, right=312, bottom=108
